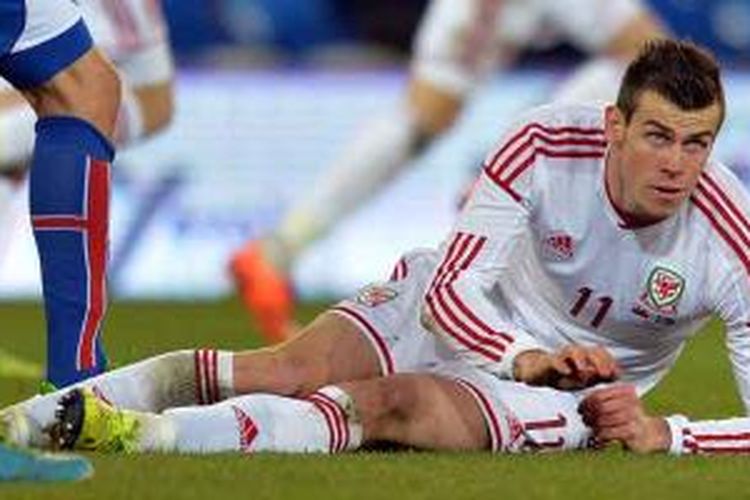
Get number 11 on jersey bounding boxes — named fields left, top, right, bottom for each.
left=569, top=287, right=613, bottom=328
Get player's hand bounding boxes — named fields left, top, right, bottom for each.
left=512, top=345, right=620, bottom=390
left=578, top=384, right=670, bottom=453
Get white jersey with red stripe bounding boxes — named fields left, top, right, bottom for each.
left=423, top=101, right=750, bottom=417
left=413, top=0, right=646, bottom=95
left=665, top=415, right=750, bottom=455
left=76, top=0, right=173, bottom=85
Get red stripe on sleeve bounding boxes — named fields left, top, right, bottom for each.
left=701, top=172, right=750, bottom=234
left=691, top=195, right=750, bottom=274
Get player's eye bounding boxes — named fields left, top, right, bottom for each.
left=645, top=131, right=670, bottom=146
left=683, top=139, right=709, bottom=155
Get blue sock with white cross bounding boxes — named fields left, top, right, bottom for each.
left=29, top=116, right=114, bottom=387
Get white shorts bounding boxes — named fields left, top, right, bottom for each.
left=78, top=0, right=173, bottom=85
left=6, top=0, right=81, bottom=54
left=412, top=0, right=645, bottom=95
left=0, top=0, right=92, bottom=88
left=332, top=249, right=591, bottom=453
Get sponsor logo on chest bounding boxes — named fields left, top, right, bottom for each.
left=631, top=266, right=685, bottom=325
left=541, top=231, right=576, bottom=261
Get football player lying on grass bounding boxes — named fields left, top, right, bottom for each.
left=2, top=39, right=747, bottom=456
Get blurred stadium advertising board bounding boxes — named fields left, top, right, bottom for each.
left=1, top=69, right=749, bottom=300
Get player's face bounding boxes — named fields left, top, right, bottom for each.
left=605, top=90, right=722, bottom=222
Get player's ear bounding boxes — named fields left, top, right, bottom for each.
left=604, top=105, right=626, bottom=144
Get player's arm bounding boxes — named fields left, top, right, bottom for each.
left=419, top=111, right=618, bottom=388
left=702, top=171, right=750, bottom=414
left=588, top=175, right=750, bottom=455
left=418, top=117, right=539, bottom=378
left=581, top=384, right=750, bottom=455
left=513, top=344, right=620, bottom=390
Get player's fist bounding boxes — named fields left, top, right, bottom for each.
left=578, top=385, right=670, bottom=453
left=512, top=345, right=620, bottom=390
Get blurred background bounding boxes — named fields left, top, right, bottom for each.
left=1, top=0, right=749, bottom=302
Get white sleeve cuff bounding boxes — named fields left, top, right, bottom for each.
left=498, top=338, right=548, bottom=380
left=664, top=415, right=690, bottom=455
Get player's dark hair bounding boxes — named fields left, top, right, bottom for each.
left=616, top=39, right=725, bottom=127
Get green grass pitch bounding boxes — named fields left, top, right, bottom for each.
left=1, top=299, right=749, bottom=499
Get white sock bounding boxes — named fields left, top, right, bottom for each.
left=0, top=103, right=35, bottom=171
left=160, top=385, right=362, bottom=454
left=551, top=57, right=627, bottom=104
left=14, top=349, right=235, bottom=442
left=113, top=79, right=146, bottom=147
left=270, top=103, right=428, bottom=271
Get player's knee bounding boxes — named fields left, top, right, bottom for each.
left=87, top=55, right=122, bottom=119
left=407, top=79, right=462, bottom=139
left=33, top=49, right=122, bottom=135
left=414, top=107, right=457, bottom=139
left=375, top=379, right=420, bottom=422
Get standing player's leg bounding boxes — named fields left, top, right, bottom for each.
left=228, top=0, right=504, bottom=345
left=0, top=73, right=172, bottom=174
left=24, top=49, right=120, bottom=388
left=0, top=2, right=122, bottom=387
left=548, top=0, right=666, bottom=104
left=0, top=84, right=34, bottom=171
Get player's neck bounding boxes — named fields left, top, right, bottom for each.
left=604, top=153, right=662, bottom=229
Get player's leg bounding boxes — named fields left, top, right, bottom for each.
left=0, top=74, right=170, bottom=280
left=229, top=79, right=456, bottom=344
left=1, top=349, right=211, bottom=448
left=344, top=367, right=592, bottom=453
left=57, top=367, right=588, bottom=455
left=116, top=78, right=173, bottom=145
left=0, top=44, right=173, bottom=167
left=0, top=83, right=35, bottom=171
left=112, top=34, right=175, bottom=145
left=229, top=250, right=443, bottom=398
left=0, top=161, right=25, bottom=271
left=54, top=255, right=506, bottom=455
left=546, top=0, right=666, bottom=105
left=230, top=310, right=385, bottom=398
left=0, top=2, right=122, bottom=387
left=40, top=311, right=389, bottom=453
left=21, top=46, right=121, bottom=388
left=1, top=304, right=384, bottom=448
left=228, top=0, right=501, bottom=345
left=263, top=76, right=462, bottom=268
left=0, top=85, right=34, bottom=266
left=598, top=7, right=666, bottom=60
left=54, top=372, right=491, bottom=454
left=150, top=374, right=491, bottom=453
left=6, top=251, right=435, bottom=451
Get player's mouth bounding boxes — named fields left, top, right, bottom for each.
left=651, top=185, right=685, bottom=202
